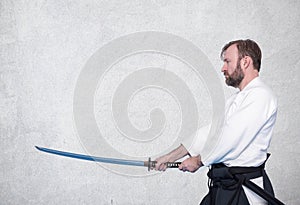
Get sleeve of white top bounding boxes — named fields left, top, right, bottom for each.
left=202, top=89, right=277, bottom=166
left=181, top=124, right=211, bottom=156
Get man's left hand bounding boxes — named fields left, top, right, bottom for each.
left=178, top=155, right=203, bottom=173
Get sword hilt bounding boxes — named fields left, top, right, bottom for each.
left=146, top=158, right=181, bottom=171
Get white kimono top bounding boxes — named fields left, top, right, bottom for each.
left=183, top=77, right=278, bottom=204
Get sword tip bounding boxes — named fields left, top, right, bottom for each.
left=35, top=146, right=42, bottom=151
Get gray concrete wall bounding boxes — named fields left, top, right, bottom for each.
left=1, top=0, right=299, bottom=204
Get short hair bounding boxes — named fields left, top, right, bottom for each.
left=221, top=39, right=262, bottom=72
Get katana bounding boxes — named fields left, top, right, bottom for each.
left=35, top=146, right=181, bottom=171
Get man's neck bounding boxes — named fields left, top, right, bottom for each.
left=238, top=72, right=259, bottom=91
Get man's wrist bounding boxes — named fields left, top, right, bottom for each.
left=197, top=155, right=203, bottom=167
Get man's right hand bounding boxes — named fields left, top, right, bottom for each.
left=153, top=144, right=189, bottom=171
left=154, top=155, right=172, bottom=171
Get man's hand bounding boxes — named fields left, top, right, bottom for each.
left=154, top=155, right=171, bottom=171
left=178, top=155, right=203, bottom=173
left=154, top=144, right=189, bottom=171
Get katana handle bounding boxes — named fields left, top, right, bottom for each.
left=165, top=162, right=182, bottom=168
left=146, top=158, right=181, bottom=171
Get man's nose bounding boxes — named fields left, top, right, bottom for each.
left=221, top=64, right=227, bottom=72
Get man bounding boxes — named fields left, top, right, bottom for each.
left=155, top=40, right=284, bottom=205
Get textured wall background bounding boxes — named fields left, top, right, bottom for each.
left=1, top=0, right=299, bottom=204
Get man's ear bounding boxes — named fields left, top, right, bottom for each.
left=242, top=56, right=251, bottom=69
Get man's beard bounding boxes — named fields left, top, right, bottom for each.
left=224, top=63, right=244, bottom=88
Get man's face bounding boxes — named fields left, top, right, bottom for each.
left=221, top=45, right=244, bottom=88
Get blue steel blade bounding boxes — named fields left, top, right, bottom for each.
left=35, top=146, right=145, bottom=167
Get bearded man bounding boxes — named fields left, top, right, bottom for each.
left=155, top=39, right=284, bottom=205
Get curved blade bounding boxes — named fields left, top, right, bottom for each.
left=35, top=146, right=145, bottom=167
